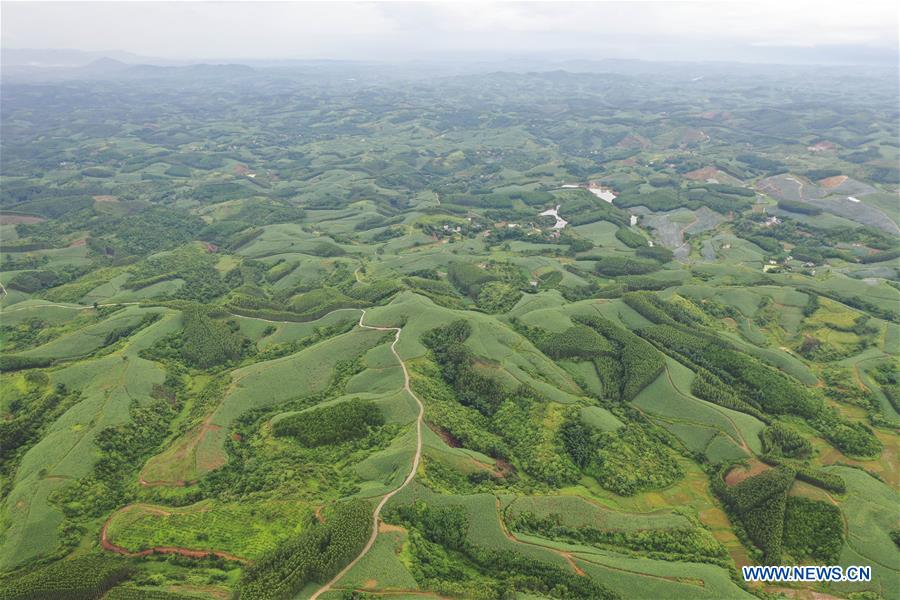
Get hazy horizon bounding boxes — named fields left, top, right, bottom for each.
left=2, top=1, right=899, bottom=66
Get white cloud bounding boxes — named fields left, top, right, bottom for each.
left=1, top=1, right=897, bottom=60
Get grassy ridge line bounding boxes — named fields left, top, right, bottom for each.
left=309, top=308, right=424, bottom=600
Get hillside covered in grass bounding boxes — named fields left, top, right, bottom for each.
left=0, top=59, right=898, bottom=600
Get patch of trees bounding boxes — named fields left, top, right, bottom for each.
left=593, top=256, right=660, bottom=277
left=420, top=322, right=579, bottom=486
left=475, top=281, right=522, bottom=314
left=638, top=324, right=822, bottom=418
left=804, top=168, right=841, bottom=181
left=777, top=199, right=822, bottom=215
left=447, top=262, right=523, bottom=313
left=614, top=227, right=646, bottom=248
left=235, top=500, right=372, bottom=600
left=272, top=399, right=384, bottom=447
left=782, top=497, right=844, bottom=563
left=720, top=466, right=796, bottom=563
left=510, top=511, right=729, bottom=566
left=535, top=325, right=614, bottom=360
left=859, top=248, right=900, bottom=264
left=0, top=554, right=132, bottom=600
left=422, top=320, right=505, bottom=417
left=448, top=262, right=498, bottom=298
left=89, top=206, right=204, bottom=257
left=402, top=276, right=464, bottom=310
left=868, top=166, right=900, bottom=184
left=760, top=455, right=846, bottom=494
left=747, top=235, right=781, bottom=253
left=0, top=345, right=61, bottom=370
left=761, top=423, right=811, bottom=459
left=385, top=501, right=620, bottom=600
left=691, top=368, right=769, bottom=423
left=735, top=154, right=787, bottom=175
left=307, top=241, right=346, bottom=257
left=573, top=314, right=665, bottom=401
left=810, top=407, right=883, bottom=458
left=635, top=245, right=674, bottom=263
left=6, top=269, right=60, bottom=293
left=561, top=417, right=683, bottom=495
left=346, top=280, right=402, bottom=304
left=181, top=308, right=246, bottom=369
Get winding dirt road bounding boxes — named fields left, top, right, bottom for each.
left=309, top=308, right=424, bottom=600
left=2, top=300, right=426, bottom=595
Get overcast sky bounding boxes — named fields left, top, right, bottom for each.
left=2, top=1, right=898, bottom=64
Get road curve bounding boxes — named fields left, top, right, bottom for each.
left=0, top=299, right=426, bottom=597
left=309, top=309, right=425, bottom=600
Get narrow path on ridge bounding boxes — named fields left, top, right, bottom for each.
left=310, top=308, right=424, bottom=600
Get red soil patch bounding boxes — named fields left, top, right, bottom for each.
left=684, top=167, right=721, bottom=181
left=818, top=175, right=848, bottom=189
left=427, top=422, right=461, bottom=448
left=204, top=242, right=219, bottom=253
left=493, top=457, right=514, bottom=478
left=93, top=195, right=119, bottom=203
left=233, top=164, right=250, bottom=176
left=68, top=238, right=87, bottom=248
left=0, top=214, right=44, bottom=225
left=562, top=552, right=586, bottom=576
left=724, top=459, right=771, bottom=486
left=378, top=522, right=405, bottom=534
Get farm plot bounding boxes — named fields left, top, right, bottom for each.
left=104, top=500, right=311, bottom=560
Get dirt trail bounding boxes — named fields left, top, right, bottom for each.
left=1, top=301, right=140, bottom=313
left=309, top=308, right=425, bottom=600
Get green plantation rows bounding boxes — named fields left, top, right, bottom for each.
left=234, top=499, right=371, bottom=600
left=0, top=554, right=131, bottom=600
